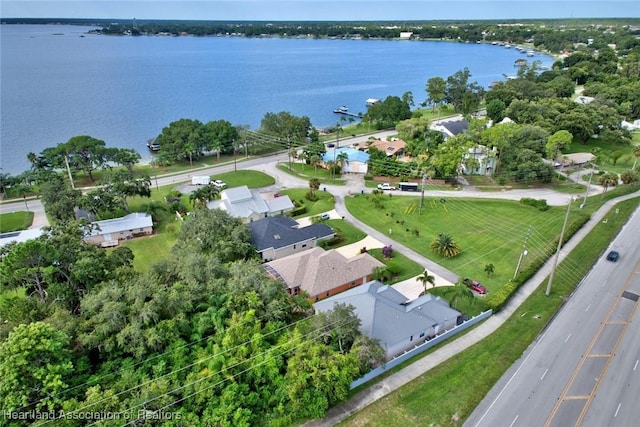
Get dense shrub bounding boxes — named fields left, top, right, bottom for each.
left=287, top=206, right=308, bottom=217
left=520, top=198, right=550, bottom=211
left=485, top=281, right=518, bottom=312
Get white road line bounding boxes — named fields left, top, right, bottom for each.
left=509, top=415, right=519, bottom=427
left=565, top=333, right=572, bottom=343
left=602, top=280, right=608, bottom=287
left=634, top=360, right=639, bottom=371
left=541, top=368, right=549, bottom=381
left=472, top=338, right=541, bottom=427
left=614, top=402, right=622, bottom=417
left=585, top=304, right=591, bottom=312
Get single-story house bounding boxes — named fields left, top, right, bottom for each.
left=85, top=212, right=153, bottom=247
left=315, top=280, right=461, bottom=359
left=368, top=138, right=406, bottom=158
left=322, top=147, right=370, bottom=174
left=0, top=228, right=46, bottom=249
left=562, top=152, right=595, bottom=167
left=264, top=246, right=384, bottom=301
left=207, top=185, right=294, bottom=223
left=248, top=216, right=335, bottom=262
left=430, top=118, right=469, bottom=140
left=461, top=145, right=497, bottom=176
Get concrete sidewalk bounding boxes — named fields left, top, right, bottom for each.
left=304, top=190, right=640, bottom=427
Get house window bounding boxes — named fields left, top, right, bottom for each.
left=293, top=287, right=300, bottom=296
left=410, top=335, right=413, bottom=342
left=302, top=244, right=307, bottom=248
left=419, top=332, right=425, bottom=338
left=293, top=245, right=296, bottom=249
left=326, top=292, right=330, bottom=297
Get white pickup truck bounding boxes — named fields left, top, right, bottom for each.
left=377, top=183, right=396, bottom=191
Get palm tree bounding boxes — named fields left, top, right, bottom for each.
left=484, top=263, right=495, bottom=276
left=336, top=151, right=349, bottom=174
left=189, top=184, right=219, bottom=208
left=632, top=145, right=640, bottom=170
left=430, top=233, right=462, bottom=258
left=598, top=172, right=618, bottom=195
left=443, top=281, right=476, bottom=309
left=308, top=178, right=321, bottom=198
left=416, top=269, right=436, bottom=295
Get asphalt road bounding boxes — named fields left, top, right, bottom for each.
left=465, top=206, right=640, bottom=427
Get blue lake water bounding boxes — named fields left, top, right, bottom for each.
left=0, top=24, right=553, bottom=175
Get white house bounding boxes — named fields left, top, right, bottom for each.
left=461, top=145, right=497, bottom=176
left=85, top=212, right=153, bottom=247
left=322, top=147, right=370, bottom=174
left=207, top=186, right=294, bottom=223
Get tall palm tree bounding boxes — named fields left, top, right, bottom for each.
left=430, top=233, right=462, bottom=258
left=416, top=269, right=436, bottom=295
left=336, top=151, right=349, bottom=174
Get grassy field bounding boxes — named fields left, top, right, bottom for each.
left=564, top=136, right=637, bottom=174
left=367, top=247, right=425, bottom=283
left=345, top=193, right=590, bottom=292
left=0, top=211, right=34, bottom=233
left=340, top=196, right=639, bottom=427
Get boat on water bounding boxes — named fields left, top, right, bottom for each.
left=527, top=50, right=535, bottom=57
left=333, top=106, right=349, bottom=114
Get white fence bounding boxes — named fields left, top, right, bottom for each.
left=350, top=309, right=493, bottom=389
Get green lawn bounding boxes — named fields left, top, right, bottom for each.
left=0, top=211, right=34, bottom=233
left=322, top=218, right=367, bottom=246
left=345, top=193, right=591, bottom=292
left=208, top=169, right=275, bottom=188
left=119, top=219, right=182, bottom=273
left=279, top=188, right=336, bottom=217
left=278, top=163, right=346, bottom=185
left=367, top=248, right=425, bottom=283
left=340, top=196, right=639, bottom=427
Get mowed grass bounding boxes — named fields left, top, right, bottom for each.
left=340, top=197, right=639, bottom=427
left=279, top=188, right=335, bottom=217
left=345, top=193, right=590, bottom=291
left=0, top=211, right=34, bottom=232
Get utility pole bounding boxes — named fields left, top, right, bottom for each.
left=513, top=225, right=532, bottom=280
left=580, top=164, right=595, bottom=209
left=546, top=197, right=573, bottom=296
left=64, top=154, right=75, bottom=189
left=419, top=173, right=427, bottom=214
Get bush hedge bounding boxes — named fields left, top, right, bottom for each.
left=520, top=198, right=550, bottom=211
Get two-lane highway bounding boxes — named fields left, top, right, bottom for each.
left=465, top=206, right=640, bottom=427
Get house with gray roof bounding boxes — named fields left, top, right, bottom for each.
left=264, top=247, right=384, bottom=301
left=0, top=228, right=46, bottom=249
left=207, top=185, right=294, bottom=223
left=430, top=118, right=469, bottom=140
left=85, top=212, right=153, bottom=247
left=248, top=216, right=335, bottom=262
left=314, top=280, right=461, bottom=359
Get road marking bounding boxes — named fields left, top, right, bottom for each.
left=585, top=304, right=591, bottom=312
left=509, top=415, right=519, bottom=427
left=634, top=360, right=639, bottom=371
left=565, top=333, right=572, bottom=343
left=602, top=279, right=608, bottom=287
left=614, top=402, right=621, bottom=417
left=541, top=368, right=549, bottom=381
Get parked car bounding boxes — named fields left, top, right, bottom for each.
left=213, top=180, right=226, bottom=189
left=377, top=183, right=396, bottom=191
left=320, top=213, right=331, bottom=220
left=463, top=278, right=487, bottom=294
left=606, top=250, right=620, bottom=262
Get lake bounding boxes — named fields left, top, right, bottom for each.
left=0, top=24, right=553, bottom=175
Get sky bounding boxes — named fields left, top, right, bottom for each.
left=1, top=0, right=639, bottom=21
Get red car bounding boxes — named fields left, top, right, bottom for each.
left=463, top=279, right=487, bottom=294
